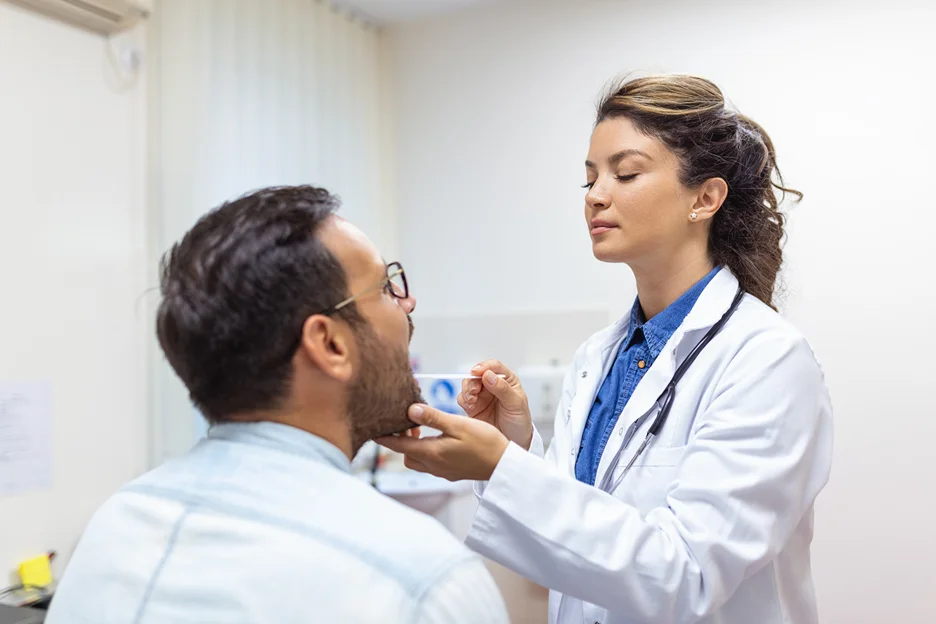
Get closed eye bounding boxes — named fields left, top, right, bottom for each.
left=583, top=173, right=638, bottom=189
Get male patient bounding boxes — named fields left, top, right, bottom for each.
left=47, top=186, right=508, bottom=623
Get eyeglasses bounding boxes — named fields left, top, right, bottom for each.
left=278, top=262, right=410, bottom=365
left=325, top=261, right=409, bottom=315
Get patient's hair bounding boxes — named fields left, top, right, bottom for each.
left=596, top=74, right=802, bottom=309
left=156, top=185, right=362, bottom=423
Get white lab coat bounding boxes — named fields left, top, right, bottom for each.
left=467, top=268, right=833, bottom=624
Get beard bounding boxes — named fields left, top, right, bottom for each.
left=347, top=321, right=424, bottom=456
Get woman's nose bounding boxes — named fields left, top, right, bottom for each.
left=586, top=181, right=610, bottom=209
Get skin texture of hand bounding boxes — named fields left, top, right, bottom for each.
left=376, top=404, right=510, bottom=482
left=458, top=360, right=533, bottom=450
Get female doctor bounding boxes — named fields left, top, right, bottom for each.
left=378, top=74, right=833, bottom=624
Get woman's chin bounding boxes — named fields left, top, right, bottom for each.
left=591, top=240, right=630, bottom=263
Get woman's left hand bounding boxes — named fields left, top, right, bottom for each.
left=376, top=404, right=509, bottom=481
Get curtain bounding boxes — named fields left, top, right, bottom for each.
left=148, top=0, right=394, bottom=460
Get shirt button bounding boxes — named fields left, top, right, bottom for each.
left=637, top=360, right=646, bottom=369
left=581, top=371, right=588, bottom=378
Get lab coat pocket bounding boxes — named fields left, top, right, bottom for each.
left=633, top=444, right=686, bottom=467
left=617, top=445, right=686, bottom=511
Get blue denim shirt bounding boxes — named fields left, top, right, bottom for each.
left=574, top=267, right=720, bottom=485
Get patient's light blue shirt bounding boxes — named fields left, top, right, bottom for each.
left=48, top=421, right=507, bottom=623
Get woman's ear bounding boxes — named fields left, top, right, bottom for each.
left=299, top=315, right=354, bottom=382
left=690, top=177, right=729, bottom=222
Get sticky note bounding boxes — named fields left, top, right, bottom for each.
left=18, top=554, right=53, bottom=587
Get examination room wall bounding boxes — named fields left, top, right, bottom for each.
left=0, top=2, right=150, bottom=575
left=386, top=0, right=936, bottom=621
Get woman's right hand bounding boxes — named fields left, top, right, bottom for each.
left=458, top=360, right=533, bottom=450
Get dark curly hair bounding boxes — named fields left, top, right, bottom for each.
left=596, top=74, right=802, bottom=309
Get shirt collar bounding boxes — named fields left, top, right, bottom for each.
left=625, top=266, right=721, bottom=358
left=206, top=421, right=351, bottom=473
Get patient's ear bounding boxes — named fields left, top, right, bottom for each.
left=299, top=315, right=353, bottom=382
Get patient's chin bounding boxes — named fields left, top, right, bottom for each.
left=380, top=417, right=417, bottom=438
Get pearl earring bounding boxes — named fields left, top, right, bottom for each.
left=690, top=211, right=698, bottom=220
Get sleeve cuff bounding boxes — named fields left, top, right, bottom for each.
left=473, top=425, right=543, bottom=499
left=466, top=441, right=546, bottom=554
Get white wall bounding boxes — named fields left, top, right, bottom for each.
left=387, top=0, right=936, bottom=621
left=0, top=3, right=149, bottom=576
left=148, top=0, right=395, bottom=461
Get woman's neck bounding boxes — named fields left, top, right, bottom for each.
left=632, top=253, right=715, bottom=320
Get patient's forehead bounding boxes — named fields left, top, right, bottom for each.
left=319, top=217, right=384, bottom=284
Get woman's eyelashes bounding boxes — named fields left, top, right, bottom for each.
left=581, top=173, right=638, bottom=189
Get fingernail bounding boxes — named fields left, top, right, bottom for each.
left=483, top=370, right=496, bottom=384
left=409, top=405, right=424, bottom=419
left=472, top=364, right=482, bottom=372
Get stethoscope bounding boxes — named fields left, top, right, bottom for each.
left=596, top=286, right=746, bottom=494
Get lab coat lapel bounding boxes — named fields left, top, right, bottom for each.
left=592, top=343, right=675, bottom=487
left=592, top=268, right=741, bottom=487
left=563, top=318, right=629, bottom=474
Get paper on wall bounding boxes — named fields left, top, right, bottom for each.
left=0, top=381, right=52, bottom=497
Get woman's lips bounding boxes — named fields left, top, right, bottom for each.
left=590, top=220, right=617, bottom=236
